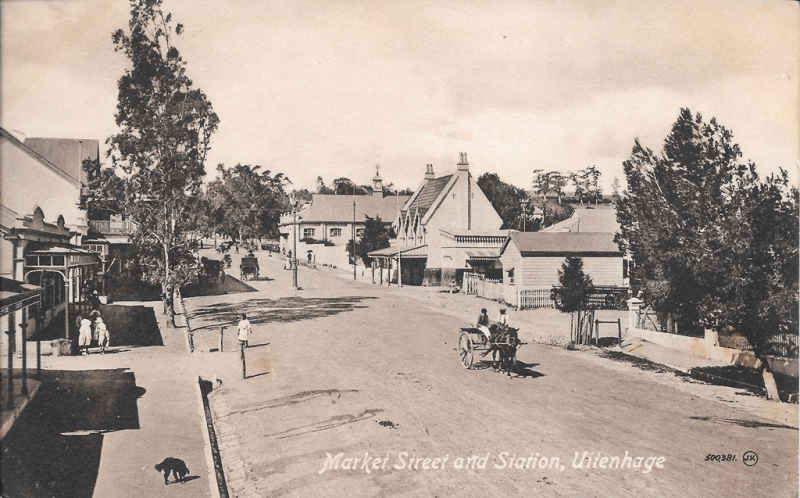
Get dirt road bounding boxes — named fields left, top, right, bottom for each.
left=187, top=253, right=797, bottom=497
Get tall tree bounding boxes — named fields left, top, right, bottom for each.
left=107, top=0, right=219, bottom=310
left=206, top=163, right=290, bottom=244
left=315, top=176, right=335, bottom=194
left=347, top=215, right=393, bottom=266
left=477, top=173, right=532, bottom=230
left=616, top=108, right=798, bottom=399
left=584, top=164, right=602, bottom=204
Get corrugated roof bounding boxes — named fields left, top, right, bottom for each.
left=507, top=232, right=621, bottom=255
left=465, top=248, right=500, bottom=259
left=367, top=244, right=428, bottom=258
left=24, top=137, right=99, bottom=184
left=403, top=175, right=452, bottom=217
left=290, top=194, right=411, bottom=224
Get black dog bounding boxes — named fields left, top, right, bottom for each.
left=154, top=457, right=190, bottom=484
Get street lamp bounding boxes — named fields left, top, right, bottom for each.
left=352, top=184, right=357, bottom=281
left=520, top=198, right=530, bottom=232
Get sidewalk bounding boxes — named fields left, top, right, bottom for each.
left=2, top=302, right=217, bottom=498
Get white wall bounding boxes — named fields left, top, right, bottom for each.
left=0, top=136, right=85, bottom=234
left=510, top=255, right=623, bottom=287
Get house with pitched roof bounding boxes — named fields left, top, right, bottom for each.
left=1, top=127, right=100, bottom=350
left=369, top=153, right=505, bottom=286
left=498, top=232, right=624, bottom=288
left=278, top=169, right=410, bottom=268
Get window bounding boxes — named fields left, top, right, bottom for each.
left=330, top=227, right=342, bottom=237
left=52, top=255, right=65, bottom=266
left=356, top=228, right=364, bottom=238
left=303, top=228, right=315, bottom=239
left=39, top=255, right=52, bottom=266
left=507, top=268, right=515, bottom=285
left=25, top=255, right=38, bottom=266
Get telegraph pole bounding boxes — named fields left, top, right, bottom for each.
left=291, top=195, right=298, bottom=289
left=352, top=184, right=357, bottom=281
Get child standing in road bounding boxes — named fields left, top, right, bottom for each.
left=237, top=313, right=252, bottom=349
left=95, top=316, right=110, bottom=354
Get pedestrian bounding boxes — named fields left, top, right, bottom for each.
left=78, top=317, right=93, bottom=355
left=95, top=316, right=110, bottom=354
left=498, top=307, right=511, bottom=328
left=237, top=313, right=252, bottom=379
left=237, top=313, right=252, bottom=349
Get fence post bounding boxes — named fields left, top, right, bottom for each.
left=20, top=322, right=27, bottom=396
left=516, top=287, right=520, bottom=311
left=219, top=326, right=225, bottom=352
left=240, top=341, right=247, bottom=379
left=617, top=318, right=622, bottom=345
left=6, top=327, right=14, bottom=410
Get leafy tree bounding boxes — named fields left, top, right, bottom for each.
left=291, top=188, right=313, bottom=204
left=584, top=165, right=602, bottom=204
left=315, top=176, right=335, bottom=194
left=81, top=158, right=126, bottom=220
left=332, top=177, right=369, bottom=195
left=357, top=215, right=393, bottom=265
left=554, top=257, right=594, bottom=345
left=107, top=0, right=219, bottom=310
left=616, top=108, right=799, bottom=399
left=206, top=163, right=290, bottom=244
left=477, top=172, right=533, bottom=230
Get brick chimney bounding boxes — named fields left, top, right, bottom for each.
left=457, top=152, right=469, bottom=171
left=424, top=163, right=435, bottom=180
left=372, top=164, right=383, bottom=198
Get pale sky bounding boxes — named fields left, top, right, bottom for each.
left=2, top=0, right=798, bottom=192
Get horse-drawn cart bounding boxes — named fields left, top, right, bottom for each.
left=458, top=326, right=524, bottom=376
left=240, top=256, right=260, bottom=281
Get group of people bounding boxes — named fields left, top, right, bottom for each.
left=76, top=304, right=111, bottom=355
left=476, top=306, right=512, bottom=342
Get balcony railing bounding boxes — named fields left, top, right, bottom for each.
left=88, top=220, right=137, bottom=235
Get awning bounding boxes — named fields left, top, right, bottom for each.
left=368, top=245, right=428, bottom=259
left=26, top=244, right=100, bottom=268
left=465, top=248, right=500, bottom=260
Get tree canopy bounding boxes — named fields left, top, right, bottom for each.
left=616, top=108, right=798, bottom=364
left=477, top=172, right=534, bottom=231
left=107, top=0, right=219, bottom=302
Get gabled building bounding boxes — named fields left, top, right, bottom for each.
left=371, top=153, right=505, bottom=286
left=278, top=169, right=410, bottom=267
left=0, top=127, right=99, bottom=349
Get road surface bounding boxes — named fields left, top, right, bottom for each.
left=186, top=252, right=798, bottom=498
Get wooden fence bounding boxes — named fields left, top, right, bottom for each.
left=463, top=273, right=556, bottom=310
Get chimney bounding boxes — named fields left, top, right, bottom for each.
left=457, top=152, right=469, bottom=171
left=424, top=163, right=435, bottom=180
left=372, top=164, right=383, bottom=198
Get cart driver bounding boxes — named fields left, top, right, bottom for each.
left=477, top=308, right=491, bottom=342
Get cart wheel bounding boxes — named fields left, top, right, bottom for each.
left=458, top=332, right=474, bottom=369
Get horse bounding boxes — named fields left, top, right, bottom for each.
left=495, top=327, right=520, bottom=377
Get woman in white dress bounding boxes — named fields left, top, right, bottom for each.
left=78, top=317, right=93, bottom=355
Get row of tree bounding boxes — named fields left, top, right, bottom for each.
left=477, top=173, right=575, bottom=231
left=616, top=108, right=798, bottom=397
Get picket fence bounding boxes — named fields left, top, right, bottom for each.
left=463, top=273, right=555, bottom=310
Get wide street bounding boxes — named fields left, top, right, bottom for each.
left=185, top=252, right=798, bottom=498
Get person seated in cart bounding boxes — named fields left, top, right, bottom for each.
left=497, top=307, right=511, bottom=328
left=477, top=308, right=491, bottom=342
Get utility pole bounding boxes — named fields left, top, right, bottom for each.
left=291, top=195, right=298, bottom=289
left=352, top=184, right=357, bottom=281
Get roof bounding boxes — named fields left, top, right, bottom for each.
left=502, top=232, right=622, bottom=256
left=28, top=245, right=94, bottom=255
left=24, top=137, right=99, bottom=184
left=543, top=206, right=620, bottom=234
left=465, top=248, right=500, bottom=260
left=0, top=127, right=81, bottom=186
left=368, top=244, right=428, bottom=259
left=286, top=194, right=411, bottom=225
left=402, top=175, right=452, bottom=219
left=0, top=277, right=41, bottom=310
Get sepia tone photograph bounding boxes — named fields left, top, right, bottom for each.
left=0, top=0, right=798, bottom=496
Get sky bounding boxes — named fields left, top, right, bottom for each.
left=2, top=0, right=798, bottom=193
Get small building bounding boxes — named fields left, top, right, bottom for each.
left=278, top=169, right=410, bottom=268
left=499, top=232, right=624, bottom=288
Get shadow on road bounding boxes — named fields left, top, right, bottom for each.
left=182, top=275, right=258, bottom=298
left=188, top=296, right=377, bottom=331
left=688, top=415, right=797, bottom=431
left=1, top=368, right=144, bottom=498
